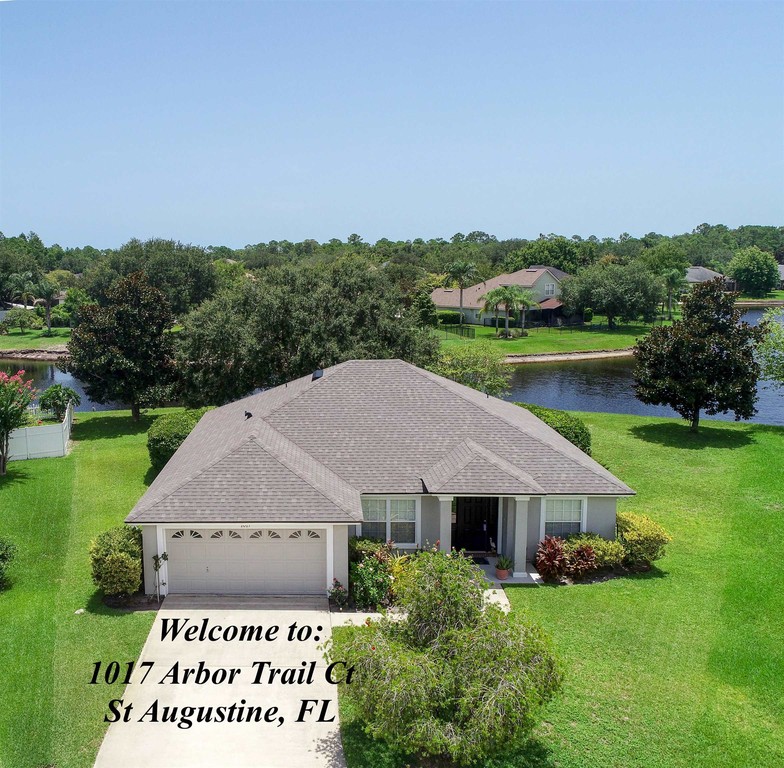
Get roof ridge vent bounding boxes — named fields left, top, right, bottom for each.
left=312, top=369, right=324, bottom=381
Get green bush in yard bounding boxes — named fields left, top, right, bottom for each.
left=349, top=556, right=393, bottom=610
left=348, top=536, right=392, bottom=563
left=147, top=408, right=208, bottom=472
left=437, top=310, right=462, bottom=325
left=0, top=536, right=18, bottom=586
left=328, top=549, right=561, bottom=765
left=98, top=552, right=142, bottom=598
left=616, top=511, right=672, bottom=567
left=89, top=525, right=143, bottom=598
left=565, top=532, right=626, bottom=568
left=517, top=402, right=592, bottom=455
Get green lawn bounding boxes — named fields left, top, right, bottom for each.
left=0, top=326, right=71, bottom=350
left=0, top=410, right=170, bottom=768
left=439, top=320, right=657, bottom=355
left=737, top=290, right=784, bottom=301
left=339, top=414, right=784, bottom=768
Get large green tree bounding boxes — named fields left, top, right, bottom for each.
left=62, top=272, right=176, bottom=420
left=634, top=279, right=764, bottom=431
left=428, top=341, right=510, bottom=397
left=177, top=257, right=439, bottom=405
left=560, top=263, right=664, bottom=329
left=0, top=370, right=35, bottom=475
left=726, top=246, right=779, bottom=297
left=758, top=309, right=784, bottom=387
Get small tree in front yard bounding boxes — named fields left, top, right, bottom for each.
left=327, top=550, right=561, bottom=765
left=634, top=279, right=764, bottom=431
left=0, top=370, right=36, bottom=475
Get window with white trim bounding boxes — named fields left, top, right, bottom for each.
left=544, top=283, right=556, bottom=296
left=361, top=497, right=418, bottom=546
left=545, top=498, right=583, bottom=538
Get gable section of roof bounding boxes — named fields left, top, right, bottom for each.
left=421, top=439, right=544, bottom=495
left=127, top=420, right=362, bottom=524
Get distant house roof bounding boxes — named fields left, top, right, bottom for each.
left=538, top=298, right=563, bottom=310
left=528, top=264, right=571, bottom=281
left=685, top=266, right=725, bottom=283
left=431, top=266, right=568, bottom=310
left=127, top=360, right=632, bottom=525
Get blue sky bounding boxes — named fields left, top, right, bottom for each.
left=1, top=1, right=782, bottom=248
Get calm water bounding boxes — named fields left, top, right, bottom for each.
left=2, top=309, right=782, bottom=425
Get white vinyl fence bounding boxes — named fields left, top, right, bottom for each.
left=9, top=402, right=74, bottom=461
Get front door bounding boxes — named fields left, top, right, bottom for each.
left=453, top=498, right=498, bottom=552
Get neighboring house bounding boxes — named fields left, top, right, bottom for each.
left=128, top=359, right=633, bottom=596
left=685, top=266, right=735, bottom=289
left=430, top=266, right=568, bottom=325
left=778, top=263, right=784, bottom=290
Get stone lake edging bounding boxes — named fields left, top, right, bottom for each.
left=504, top=348, right=635, bottom=364
left=0, top=348, right=68, bottom=361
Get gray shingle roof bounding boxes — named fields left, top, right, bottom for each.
left=686, top=266, right=725, bottom=283
left=127, top=360, right=633, bottom=524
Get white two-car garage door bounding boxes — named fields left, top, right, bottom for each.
left=166, top=528, right=327, bottom=595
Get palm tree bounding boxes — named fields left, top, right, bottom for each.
left=479, top=287, right=504, bottom=335
left=481, top=285, right=538, bottom=337
left=444, top=260, right=478, bottom=324
left=8, top=272, right=37, bottom=310
left=515, top=288, right=538, bottom=330
left=663, top=269, right=686, bottom=320
left=35, top=279, right=60, bottom=335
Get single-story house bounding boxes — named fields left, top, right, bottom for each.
left=430, top=266, right=569, bottom=325
left=685, top=266, right=735, bottom=290
left=128, top=359, right=633, bottom=596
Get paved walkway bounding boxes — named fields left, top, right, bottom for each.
left=94, top=596, right=345, bottom=768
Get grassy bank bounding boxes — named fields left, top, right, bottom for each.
left=0, top=410, right=170, bottom=768
left=339, top=413, right=784, bottom=768
left=0, top=327, right=71, bottom=351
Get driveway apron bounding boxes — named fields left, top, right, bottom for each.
left=94, top=596, right=346, bottom=768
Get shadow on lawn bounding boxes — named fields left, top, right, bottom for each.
left=629, top=422, right=755, bottom=450
left=0, top=466, right=32, bottom=490
left=71, top=414, right=156, bottom=441
left=339, top=717, right=556, bottom=768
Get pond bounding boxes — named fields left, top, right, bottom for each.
left=2, top=309, right=781, bottom=425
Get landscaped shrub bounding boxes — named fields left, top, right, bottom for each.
left=437, top=310, right=462, bottom=325
left=0, top=536, right=18, bottom=586
left=565, top=532, right=626, bottom=569
left=98, top=552, right=142, bottom=598
left=565, top=542, right=597, bottom=579
left=328, top=549, right=561, bottom=765
left=583, top=307, right=594, bottom=323
left=616, top=511, right=672, bottom=568
left=517, top=402, right=592, bottom=455
left=535, top=536, right=569, bottom=581
left=146, top=408, right=208, bottom=472
left=349, top=555, right=393, bottom=610
left=348, top=536, right=393, bottom=563
left=89, top=525, right=143, bottom=598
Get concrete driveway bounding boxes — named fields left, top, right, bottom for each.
left=95, top=596, right=346, bottom=768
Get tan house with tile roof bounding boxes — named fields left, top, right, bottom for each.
left=129, top=359, right=632, bottom=596
left=430, top=266, right=569, bottom=324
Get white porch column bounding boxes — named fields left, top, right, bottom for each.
left=436, top=496, right=453, bottom=552
left=512, top=496, right=530, bottom=577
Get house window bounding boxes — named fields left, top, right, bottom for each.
left=545, top=498, right=583, bottom=538
left=544, top=283, right=556, bottom=296
left=361, top=497, right=418, bottom=547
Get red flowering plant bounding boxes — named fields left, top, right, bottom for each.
left=0, top=370, right=37, bottom=475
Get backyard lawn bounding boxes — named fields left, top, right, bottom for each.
left=339, top=413, right=784, bottom=768
left=0, top=410, right=171, bottom=768
left=0, top=326, right=71, bottom=350
left=438, top=320, right=657, bottom=355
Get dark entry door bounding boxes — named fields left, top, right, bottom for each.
left=453, top=498, right=498, bottom=552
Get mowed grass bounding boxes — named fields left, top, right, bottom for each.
left=439, top=320, right=656, bottom=355
left=0, top=326, right=71, bottom=350
left=0, top=410, right=174, bottom=768
left=339, top=414, right=784, bottom=768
